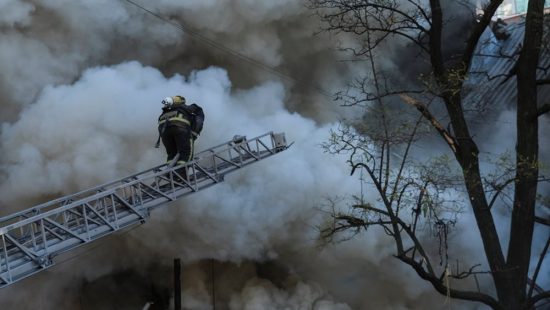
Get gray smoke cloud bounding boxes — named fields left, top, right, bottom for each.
left=0, top=1, right=372, bottom=308
left=0, top=62, right=397, bottom=309
left=0, top=0, right=547, bottom=309
left=0, top=0, right=350, bottom=122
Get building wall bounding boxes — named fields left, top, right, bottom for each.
left=496, top=0, right=550, bottom=17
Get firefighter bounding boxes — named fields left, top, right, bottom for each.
left=156, top=95, right=204, bottom=180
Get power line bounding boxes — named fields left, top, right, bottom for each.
left=120, top=0, right=334, bottom=99
left=120, top=0, right=525, bottom=130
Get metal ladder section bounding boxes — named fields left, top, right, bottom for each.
left=0, top=131, right=288, bottom=288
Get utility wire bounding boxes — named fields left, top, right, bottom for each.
left=120, top=0, right=334, bottom=99
left=121, top=0, right=524, bottom=130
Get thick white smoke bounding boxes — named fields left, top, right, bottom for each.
left=0, top=0, right=547, bottom=309
left=0, top=0, right=349, bottom=122
left=0, top=60, right=465, bottom=309
left=0, top=0, right=373, bottom=308
left=0, top=59, right=361, bottom=306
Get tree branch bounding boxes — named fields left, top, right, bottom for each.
left=487, top=177, right=516, bottom=209
left=528, top=235, right=550, bottom=298
left=400, top=94, right=459, bottom=153
left=448, top=264, right=494, bottom=280
left=389, top=113, right=424, bottom=207
left=528, top=290, right=550, bottom=309
left=397, top=254, right=500, bottom=308
left=536, top=78, right=550, bottom=85
left=428, top=0, right=445, bottom=76
left=351, top=201, right=438, bottom=275
left=534, top=216, right=550, bottom=227
left=537, top=103, right=550, bottom=117
left=462, top=0, right=504, bottom=67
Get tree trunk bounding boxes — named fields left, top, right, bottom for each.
left=505, top=0, right=544, bottom=308
left=429, top=0, right=511, bottom=304
left=446, top=94, right=511, bottom=307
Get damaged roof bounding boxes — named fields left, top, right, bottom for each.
left=463, top=17, right=550, bottom=112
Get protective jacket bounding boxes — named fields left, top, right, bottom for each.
left=156, top=97, right=205, bottom=181
left=158, top=105, right=193, bottom=129
left=156, top=107, right=191, bottom=184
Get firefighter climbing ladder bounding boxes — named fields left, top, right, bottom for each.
left=0, top=132, right=288, bottom=288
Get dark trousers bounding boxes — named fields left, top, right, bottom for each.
left=160, top=125, right=193, bottom=179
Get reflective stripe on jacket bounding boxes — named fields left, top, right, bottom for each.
left=158, top=109, right=191, bottom=127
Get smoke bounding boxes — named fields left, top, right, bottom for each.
left=0, top=0, right=350, bottom=122
left=0, top=61, right=409, bottom=309
left=0, top=0, right=374, bottom=308
left=0, top=0, right=547, bottom=309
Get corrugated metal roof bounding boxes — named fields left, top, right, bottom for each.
left=463, top=17, right=550, bottom=112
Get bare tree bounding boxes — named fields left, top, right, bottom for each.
left=310, top=0, right=550, bottom=309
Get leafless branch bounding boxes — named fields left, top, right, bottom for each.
left=468, top=70, right=513, bottom=82
left=534, top=216, right=550, bottom=227
left=390, top=112, right=425, bottom=208
left=528, top=235, right=550, bottom=299
left=309, top=0, right=431, bottom=55
left=528, top=290, right=550, bottom=309
left=399, top=94, right=459, bottom=154
left=537, top=103, right=550, bottom=117
left=461, top=0, right=504, bottom=67
left=396, top=254, right=500, bottom=308
left=447, top=264, right=494, bottom=280
left=487, top=177, right=516, bottom=209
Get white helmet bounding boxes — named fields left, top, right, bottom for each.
left=162, top=97, right=174, bottom=106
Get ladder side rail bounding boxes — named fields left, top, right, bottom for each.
left=0, top=175, right=192, bottom=287
left=0, top=165, right=204, bottom=260
left=0, top=132, right=278, bottom=224
left=144, top=158, right=256, bottom=212
left=0, top=164, right=166, bottom=223
left=0, top=132, right=282, bottom=234
left=1, top=234, right=11, bottom=284
left=0, top=188, right=163, bottom=285
left=142, top=132, right=283, bottom=213
left=153, top=133, right=281, bottom=198
left=0, top=132, right=287, bottom=288
left=1, top=189, right=121, bottom=234
left=0, top=194, right=134, bottom=255
left=0, top=169, right=177, bottom=234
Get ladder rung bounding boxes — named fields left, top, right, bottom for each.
left=0, top=132, right=288, bottom=288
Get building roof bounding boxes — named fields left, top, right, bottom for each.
left=463, top=17, right=550, bottom=113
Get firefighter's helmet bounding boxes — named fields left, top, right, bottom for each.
left=161, top=97, right=173, bottom=106
left=161, top=96, right=185, bottom=106
left=173, top=95, right=185, bottom=105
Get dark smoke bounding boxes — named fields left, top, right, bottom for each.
left=0, top=1, right=547, bottom=309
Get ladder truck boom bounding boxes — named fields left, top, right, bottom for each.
left=0, top=131, right=288, bottom=288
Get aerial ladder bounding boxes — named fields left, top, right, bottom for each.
left=0, top=131, right=288, bottom=288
